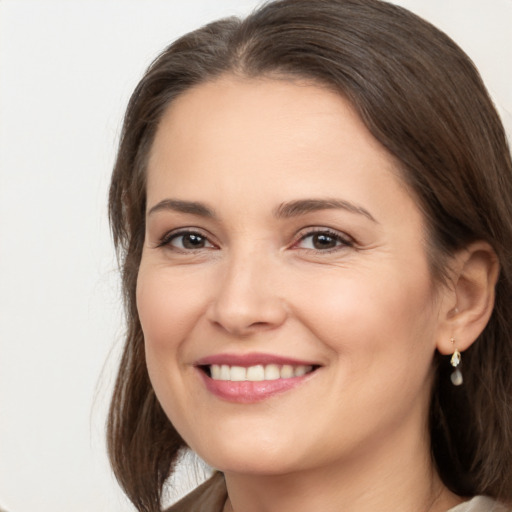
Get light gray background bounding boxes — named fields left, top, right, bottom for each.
left=0, top=1, right=510, bottom=511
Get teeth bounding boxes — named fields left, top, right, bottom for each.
left=209, top=364, right=313, bottom=381
left=220, top=364, right=230, bottom=380
left=230, top=366, right=247, bottom=381
left=246, top=365, right=265, bottom=381
left=264, top=364, right=280, bottom=380
left=294, top=365, right=308, bottom=377
left=211, top=364, right=222, bottom=379
left=281, top=365, right=294, bottom=378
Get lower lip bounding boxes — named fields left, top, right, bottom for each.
left=199, top=370, right=313, bottom=403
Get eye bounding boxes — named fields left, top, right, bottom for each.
left=295, top=229, right=352, bottom=251
left=159, top=230, right=215, bottom=251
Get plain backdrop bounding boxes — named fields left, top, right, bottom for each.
left=0, top=1, right=510, bottom=511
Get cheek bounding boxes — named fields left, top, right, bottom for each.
left=301, top=270, right=438, bottom=438
left=136, top=265, right=204, bottom=424
left=136, top=265, right=201, bottom=360
left=296, top=264, right=438, bottom=366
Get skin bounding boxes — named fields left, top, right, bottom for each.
left=137, top=76, right=496, bottom=512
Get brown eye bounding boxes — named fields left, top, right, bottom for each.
left=311, top=233, right=338, bottom=250
left=167, top=232, right=214, bottom=250
left=296, top=230, right=352, bottom=251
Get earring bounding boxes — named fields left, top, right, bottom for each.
left=450, top=337, right=463, bottom=386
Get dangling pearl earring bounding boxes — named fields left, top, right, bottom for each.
left=450, top=337, right=463, bottom=386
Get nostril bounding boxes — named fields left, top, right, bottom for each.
left=248, top=321, right=273, bottom=329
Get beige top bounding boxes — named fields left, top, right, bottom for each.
left=166, top=473, right=227, bottom=512
left=166, top=473, right=511, bottom=512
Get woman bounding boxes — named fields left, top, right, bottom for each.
left=107, top=1, right=512, bottom=511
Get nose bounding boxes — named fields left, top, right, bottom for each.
left=206, top=250, right=288, bottom=336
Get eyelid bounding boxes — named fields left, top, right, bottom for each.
left=156, top=227, right=217, bottom=250
left=154, top=225, right=353, bottom=252
left=292, top=227, right=354, bottom=251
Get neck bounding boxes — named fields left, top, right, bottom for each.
left=222, top=420, right=461, bottom=512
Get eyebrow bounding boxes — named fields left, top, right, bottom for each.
left=147, top=197, right=376, bottom=223
left=274, top=198, right=377, bottom=222
left=147, top=199, right=215, bottom=218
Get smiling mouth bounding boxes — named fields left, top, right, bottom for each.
left=201, top=364, right=318, bottom=381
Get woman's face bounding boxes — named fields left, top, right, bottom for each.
left=137, top=76, right=450, bottom=475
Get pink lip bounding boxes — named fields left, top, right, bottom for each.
left=194, top=353, right=320, bottom=404
left=195, top=352, right=317, bottom=367
left=200, top=373, right=312, bottom=403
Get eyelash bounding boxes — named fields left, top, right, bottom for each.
left=157, top=229, right=215, bottom=251
left=156, top=227, right=353, bottom=253
left=293, top=228, right=353, bottom=253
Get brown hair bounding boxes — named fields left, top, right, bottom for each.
left=107, top=1, right=512, bottom=510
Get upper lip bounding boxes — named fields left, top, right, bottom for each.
left=195, top=352, right=320, bottom=367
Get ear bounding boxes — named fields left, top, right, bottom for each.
left=436, top=241, right=499, bottom=355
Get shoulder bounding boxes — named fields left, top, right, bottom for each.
left=448, top=496, right=512, bottom=512
left=165, top=472, right=227, bottom=512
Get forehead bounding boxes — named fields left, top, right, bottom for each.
left=147, top=75, right=402, bottom=191
left=152, top=76, right=379, bottom=147
left=145, top=75, right=418, bottom=226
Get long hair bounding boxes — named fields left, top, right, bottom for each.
left=107, top=1, right=512, bottom=510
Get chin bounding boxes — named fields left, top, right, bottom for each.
left=189, top=431, right=307, bottom=476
